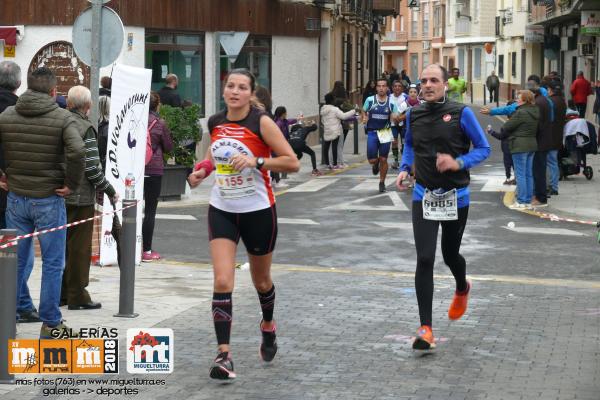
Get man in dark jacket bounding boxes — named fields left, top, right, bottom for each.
left=547, top=82, right=566, bottom=196
left=0, top=67, right=85, bottom=338
left=158, top=73, right=182, bottom=107
left=0, top=61, right=20, bottom=231
left=486, top=71, right=499, bottom=104
left=61, top=85, right=118, bottom=311
left=527, top=75, right=552, bottom=207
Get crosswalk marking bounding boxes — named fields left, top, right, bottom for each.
left=326, top=191, right=409, bottom=211
left=155, top=214, right=198, bottom=221
left=480, top=177, right=516, bottom=192
left=503, top=226, right=587, bottom=237
left=279, top=218, right=320, bottom=225
left=350, top=178, right=396, bottom=191
left=286, top=178, right=339, bottom=192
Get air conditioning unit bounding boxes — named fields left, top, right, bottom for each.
left=579, top=43, right=594, bottom=57
left=423, top=41, right=431, bottom=50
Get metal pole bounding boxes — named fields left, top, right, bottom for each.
left=89, top=0, right=102, bottom=131
left=353, top=120, right=359, bottom=155
left=114, top=200, right=139, bottom=318
left=483, top=84, right=486, bottom=106
left=0, top=229, right=17, bottom=384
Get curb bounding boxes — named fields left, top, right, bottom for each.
left=503, top=191, right=598, bottom=226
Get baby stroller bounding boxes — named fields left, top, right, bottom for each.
left=560, top=113, right=598, bottom=180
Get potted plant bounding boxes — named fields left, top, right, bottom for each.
left=159, top=103, right=202, bottom=200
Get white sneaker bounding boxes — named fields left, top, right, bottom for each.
left=509, top=202, right=527, bottom=209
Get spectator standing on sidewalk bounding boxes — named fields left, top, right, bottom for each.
left=503, top=90, right=539, bottom=209
left=527, top=75, right=553, bottom=207
left=547, top=82, right=566, bottom=196
left=447, top=68, right=467, bottom=103
left=0, top=67, right=85, bottom=337
left=99, top=76, right=112, bottom=97
left=570, top=71, right=592, bottom=118
left=321, top=93, right=355, bottom=169
left=331, top=81, right=354, bottom=167
left=158, top=73, right=182, bottom=108
left=142, top=92, right=173, bottom=262
left=61, top=86, right=118, bottom=310
left=486, top=71, right=499, bottom=104
left=273, top=106, right=297, bottom=142
left=401, top=69, right=412, bottom=90
left=0, top=61, right=21, bottom=230
left=593, top=80, right=600, bottom=125
left=362, top=80, right=376, bottom=105
left=97, top=95, right=110, bottom=172
left=486, top=100, right=517, bottom=185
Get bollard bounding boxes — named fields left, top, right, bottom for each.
left=0, top=229, right=17, bottom=384
left=114, top=200, right=139, bottom=318
left=353, top=120, right=359, bottom=155
left=483, top=84, right=487, bottom=106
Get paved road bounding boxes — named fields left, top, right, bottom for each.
left=2, top=108, right=599, bottom=399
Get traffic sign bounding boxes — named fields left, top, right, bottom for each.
left=72, top=6, right=124, bottom=67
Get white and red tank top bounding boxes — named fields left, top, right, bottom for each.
left=208, top=107, right=275, bottom=213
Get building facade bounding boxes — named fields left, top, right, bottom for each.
left=0, top=0, right=323, bottom=126
left=529, top=0, right=599, bottom=120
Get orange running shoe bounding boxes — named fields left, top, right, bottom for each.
left=448, top=280, right=471, bottom=321
left=412, top=325, right=436, bottom=350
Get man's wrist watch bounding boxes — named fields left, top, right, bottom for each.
left=256, top=157, right=265, bottom=170
left=456, top=158, right=465, bottom=170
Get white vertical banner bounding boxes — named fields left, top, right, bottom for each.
left=100, top=64, right=152, bottom=266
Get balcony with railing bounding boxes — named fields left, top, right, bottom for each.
left=529, top=0, right=577, bottom=25
left=340, top=0, right=374, bottom=24
left=372, top=0, right=401, bottom=16
left=383, top=30, right=408, bottom=44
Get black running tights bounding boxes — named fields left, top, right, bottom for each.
left=412, top=201, right=469, bottom=327
left=294, top=144, right=317, bottom=170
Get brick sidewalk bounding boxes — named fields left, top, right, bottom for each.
left=2, top=262, right=599, bottom=400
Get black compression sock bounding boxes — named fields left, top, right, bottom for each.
left=392, top=147, right=399, bottom=162
left=212, top=292, right=232, bottom=345
left=257, top=285, right=275, bottom=322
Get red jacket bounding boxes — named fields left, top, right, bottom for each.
left=570, top=77, right=592, bottom=104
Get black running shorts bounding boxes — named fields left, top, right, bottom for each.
left=208, top=205, right=278, bottom=256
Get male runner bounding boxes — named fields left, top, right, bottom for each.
left=396, top=64, right=490, bottom=350
left=390, top=80, right=408, bottom=169
left=362, top=78, right=399, bottom=192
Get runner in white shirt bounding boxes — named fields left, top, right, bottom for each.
left=390, top=80, right=408, bottom=169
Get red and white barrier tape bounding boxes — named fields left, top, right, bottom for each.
left=538, top=212, right=597, bottom=226
left=0, top=200, right=140, bottom=250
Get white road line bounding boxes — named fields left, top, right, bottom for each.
left=155, top=214, right=198, bottom=221
left=287, top=178, right=339, bottom=192
left=373, top=222, right=413, bottom=229
left=327, top=191, right=409, bottom=211
left=480, top=177, right=516, bottom=192
left=502, top=226, right=588, bottom=237
left=350, top=178, right=396, bottom=191
left=279, top=218, right=320, bottom=225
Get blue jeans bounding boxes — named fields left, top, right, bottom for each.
left=6, top=193, right=67, bottom=326
left=512, top=152, right=534, bottom=204
left=547, top=150, right=559, bottom=192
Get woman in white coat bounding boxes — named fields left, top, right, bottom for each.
left=320, top=93, right=356, bottom=169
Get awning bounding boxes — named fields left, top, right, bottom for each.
left=0, top=27, right=17, bottom=46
